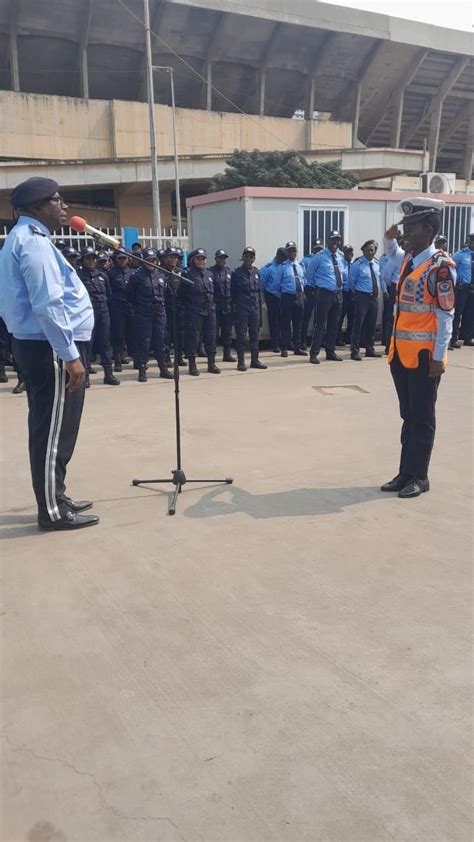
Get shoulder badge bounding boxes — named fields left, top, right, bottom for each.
left=29, top=224, right=47, bottom=237
left=435, top=267, right=455, bottom=311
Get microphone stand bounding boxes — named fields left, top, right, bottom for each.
left=89, top=238, right=233, bottom=515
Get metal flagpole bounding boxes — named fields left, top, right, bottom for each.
left=144, top=0, right=161, bottom=236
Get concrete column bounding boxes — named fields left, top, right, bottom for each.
left=352, top=82, right=361, bottom=148
left=79, top=48, right=89, bottom=99
left=206, top=61, right=212, bottom=111
left=390, top=91, right=404, bottom=148
left=9, top=16, right=20, bottom=91
left=259, top=69, right=266, bottom=117
left=428, top=101, right=443, bottom=171
left=306, top=77, right=315, bottom=120
left=464, top=112, right=474, bottom=184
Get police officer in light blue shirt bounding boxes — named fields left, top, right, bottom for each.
left=278, top=242, right=306, bottom=357
left=306, top=230, right=347, bottom=363
left=349, top=240, right=387, bottom=360
left=451, top=233, right=474, bottom=347
left=380, top=251, right=399, bottom=352
left=0, top=177, right=98, bottom=531
left=260, top=247, right=287, bottom=352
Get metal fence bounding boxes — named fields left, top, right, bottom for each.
left=0, top=225, right=189, bottom=254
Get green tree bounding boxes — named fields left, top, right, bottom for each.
left=209, top=150, right=358, bottom=191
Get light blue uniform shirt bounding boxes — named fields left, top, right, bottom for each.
left=279, top=259, right=306, bottom=294
left=306, top=247, right=348, bottom=291
left=379, top=254, right=399, bottom=287
left=0, top=216, right=94, bottom=361
left=349, top=256, right=387, bottom=295
left=259, top=259, right=282, bottom=297
left=453, top=246, right=473, bottom=284
left=384, top=238, right=455, bottom=362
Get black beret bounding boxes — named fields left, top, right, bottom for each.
left=10, top=177, right=59, bottom=209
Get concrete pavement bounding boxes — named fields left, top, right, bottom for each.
left=1, top=348, right=473, bottom=842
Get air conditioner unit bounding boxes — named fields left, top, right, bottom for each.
left=420, top=172, right=456, bottom=194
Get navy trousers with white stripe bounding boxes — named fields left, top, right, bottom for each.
left=12, top=339, right=88, bottom=522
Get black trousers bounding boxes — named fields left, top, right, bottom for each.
left=12, top=338, right=88, bottom=522
left=234, top=305, right=260, bottom=355
left=281, top=292, right=304, bottom=351
left=165, top=301, right=185, bottom=358
left=184, top=309, right=216, bottom=358
left=134, top=308, right=167, bottom=368
left=0, top=318, right=9, bottom=367
left=383, top=285, right=397, bottom=351
left=301, top=287, right=316, bottom=347
left=110, top=302, right=134, bottom=360
left=216, top=309, right=233, bottom=350
left=87, top=307, right=112, bottom=369
left=390, top=350, right=440, bottom=481
left=351, top=292, right=378, bottom=353
left=264, top=292, right=281, bottom=350
left=452, top=284, right=474, bottom=344
left=337, top=290, right=355, bottom=343
left=310, top=288, right=342, bottom=355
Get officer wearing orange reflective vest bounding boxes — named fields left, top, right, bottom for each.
left=381, top=197, right=456, bottom=499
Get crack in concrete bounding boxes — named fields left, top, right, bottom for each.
left=2, top=733, right=187, bottom=840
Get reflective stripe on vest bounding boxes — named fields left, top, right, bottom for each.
left=398, top=302, right=436, bottom=313
left=394, top=329, right=437, bottom=342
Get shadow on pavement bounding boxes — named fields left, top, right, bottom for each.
left=184, top=484, right=384, bottom=519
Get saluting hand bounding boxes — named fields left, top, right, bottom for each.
left=385, top=224, right=399, bottom=240
left=429, top=359, right=446, bottom=378
left=65, top=358, right=85, bottom=391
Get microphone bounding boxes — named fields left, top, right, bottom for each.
left=69, top=216, right=121, bottom=249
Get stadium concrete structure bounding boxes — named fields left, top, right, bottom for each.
left=0, top=0, right=473, bottom=232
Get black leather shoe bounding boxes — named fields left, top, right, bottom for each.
left=237, top=361, right=247, bottom=372
left=294, top=349, right=308, bottom=356
left=464, top=340, right=474, bottom=347
left=281, top=349, right=289, bottom=358
left=272, top=346, right=281, bottom=353
left=380, top=474, right=410, bottom=492
left=222, top=352, right=236, bottom=362
left=60, top=496, right=93, bottom=512
left=12, top=381, right=26, bottom=394
left=0, top=368, right=8, bottom=383
left=114, top=362, right=122, bottom=372
left=159, top=369, right=174, bottom=379
left=398, top=478, right=430, bottom=499
left=351, top=352, right=362, bottom=361
left=250, top=359, right=267, bottom=369
left=326, top=352, right=343, bottom=361
left=103, top=371, right=120, bottom=385
left=309, top=354, right=320, bottom=364
left=38, top=511, right=99, bottom=531
left=366, top=350, right=382, bottom=358
left=450, top=342, right=461, bottom=349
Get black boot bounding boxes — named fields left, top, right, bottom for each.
left=177, top=355, right=186, bottom=367
left=207, top=356, right=221, bottom=374
left=121, top=354, right=130, bottom=364
left=0, top=366, right=8, bottom=383
left=250, top=353, right=267, bottom=370
left=85, top=372, right=90, bottom=388
left=103, top=368, right=120, bottom=385
left=114, top=360, right=122, bottom=372
left=222, top=346, right=236, bottom=363
left=237, top=352, right=247, bottom=372
left=188, top=356, right=200, bottom=376
left=138, top=366, right=147, bottom=382
left=159, top=365, right=174, bottom=379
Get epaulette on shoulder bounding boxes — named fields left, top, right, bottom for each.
left=29, top=224, right=47, bottom=237
left=352, top=255, right=364, bottom=264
